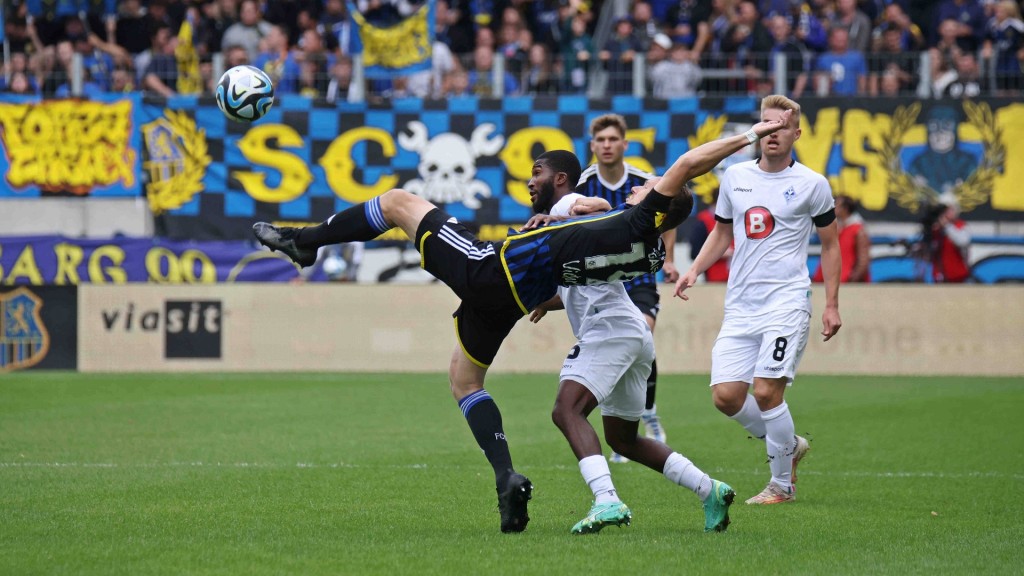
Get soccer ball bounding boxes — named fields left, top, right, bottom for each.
left=215, top=65, right=274, bottom=123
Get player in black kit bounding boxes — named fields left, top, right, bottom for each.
left=252, top=111, right=790, bottom=533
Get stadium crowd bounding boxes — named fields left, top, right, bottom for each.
left=1, top=0, right=1022, bottom=99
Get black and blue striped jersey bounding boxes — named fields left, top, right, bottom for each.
left=575, top=162, right=658, bottom=291
left=499, top=191, right=670, bottom=313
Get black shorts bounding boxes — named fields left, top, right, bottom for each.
left=415, top=208, right=524, bottom=367
left=627, top=283, right=661, bottom=319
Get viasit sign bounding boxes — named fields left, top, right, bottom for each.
left=75, top=284, right=1024, bottom=377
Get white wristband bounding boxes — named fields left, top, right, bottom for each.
left=744, top=129, right=759, bottom=144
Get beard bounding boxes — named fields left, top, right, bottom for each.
left=531, top=180, right=556, bottom=214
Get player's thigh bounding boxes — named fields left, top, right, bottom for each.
left=560, top=336, right=641, bottom=411
left=710, top=320, right=761, bottom=386
left=453, top=303, right=522, bottom=368
left=600, top=330, right=655, bottom=421
left=380, top=189, right=437, bottom=239
left=752, top=309, right=811, bottom=384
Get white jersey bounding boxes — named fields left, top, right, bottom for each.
left=551, top=194, right=649, bottom=340
left=717, top=159, right=834, bottom=317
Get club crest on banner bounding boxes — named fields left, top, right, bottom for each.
left=398, top=121, right=505, bottom=209
left=880, top=101, right=1004, bottom=213
left=142, top=110, right=211, bottom=214
left=0, top=287, right=50, bottom=372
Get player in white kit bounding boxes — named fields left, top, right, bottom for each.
left=676, top=95, right=843, bottom=505
left=529, top=181, right=735, bottom=534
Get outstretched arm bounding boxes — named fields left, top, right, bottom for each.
left=654, top=110, right=791, bottom=198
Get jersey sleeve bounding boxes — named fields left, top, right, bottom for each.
left=715, top=170, right=734, bottom=222
left=808, top=174, right=835, bottom=223
left=550, top=193, right=586, bottom=218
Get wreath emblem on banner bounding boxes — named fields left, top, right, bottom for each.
left=687, top=115, right=728, bottom=204
left=142, top=110, right=211, bottom=214
left=879, top=101, right=1004, bottom=213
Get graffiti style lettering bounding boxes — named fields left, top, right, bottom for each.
left=320, top=127, right=399, bottom=202
left=235, top=124, right=314, bottom=203
left=500, top=127, right=575, bottom=206
left=993, top=104, right=1024, bottom=211
left=794, top=107, right=838, bottom=180
left=87, top=245, right=127, bottom=284
left=0, top=100, right=135, bottom=193
left=838, top=109, right=890, bottom=211
left=54, top=243, right=84, bottom=285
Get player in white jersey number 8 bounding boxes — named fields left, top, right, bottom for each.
left=675, top=94, right=843, bottom=505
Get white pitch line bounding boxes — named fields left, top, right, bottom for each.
left=1, top=461, right=1022, bottom=480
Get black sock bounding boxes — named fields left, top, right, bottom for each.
left=458, top=390, right=514, bottom=489
left=645, top=359, right=657, bottom=410
left=296, top=197, right=389, bottom=249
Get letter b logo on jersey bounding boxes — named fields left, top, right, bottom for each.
left=744, top=207, right=775, bottom=240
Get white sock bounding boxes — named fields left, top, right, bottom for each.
left=762, top=402, right=797, bottom=491
left=662, top=452, right=713, bottom=501
left=579, top=455, right=619, bottom=504
left=731, top=393, right=767, bottom=440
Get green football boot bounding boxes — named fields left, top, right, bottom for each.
left=702, top=479, right=735, bottom=532
left=571, top=501, right=632, bottom=535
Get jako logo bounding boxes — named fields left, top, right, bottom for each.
left=101, top=300, right=222, bottom=359
left=733, top=187, right=752, bottom=192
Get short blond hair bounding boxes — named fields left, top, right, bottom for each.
left=760, top=94, right=801, bottom=126
left=589, top=113, right=628, bottom=138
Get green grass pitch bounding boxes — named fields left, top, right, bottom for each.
left=2, top=372, right=1022, bottom=575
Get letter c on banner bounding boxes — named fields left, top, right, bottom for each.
left=320, top=127, right=400, bottom=203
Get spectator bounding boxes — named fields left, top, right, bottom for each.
left=934, top=0, right=986, bottom=53
left=442, top=0, right=478, bottom=55
left=143, top=25, right=180, bottom=96
left=981, top=0, right=1024, bottom=96
left=646, top=32, right=672, bottom=66
left=689, top=188, right=731, bottom=282
left=294, top=28, right=334, bottom=96
left=934, top=51, right=983, bottom=97
left=828, top=0, right=872, bottom=54
left=722, top=0, right=773, bottom=88
left=224, top=44, right=250, bottom=68
left=525, top=43, right=560, bottom=95
left=1, top=52, right=39, bottom=93
left=6, top=71, right=38, bottom=95
left=868, top=24, right=920, bottom=96
left=871, top=3, right=926, bottom=52
left=221, top=0, right=272, bottom=62
left=631, top=1, right=660, bottom=52
left=650, top=39, right=703, bottom=97
left=407, top=38, right=457, bottom=98
left=600, top=15, right=642, bottom=94
left=560, top=14, right=593, bottom=93
left=930, top=18, right=972, bottom=86
left=40, top=40, right=74, bottom=96
left=877, top=69, right=902, bottom=95
left=772, top=0, right=827, bottom=53
left=195, top=0, right=235, bottom=58
left=813, top=195, right=871, bottom=283
left=692, top=0, right=738, bottom=58
left=115, top=0, right=153, bottom=56
left=765, top=13, right=810, bottom=97
left=319, top=0, right=353, bottom=55
left=666, top=0, right=713, bottom=52
left=468, top=44, right=520, bottom=95
left=326, top=56, right=355, bottom=102
left=110, top=63, right=137, bottom=93
left=497, top=16, right=527, bottom=80
left=4, top=1, right=32, bottom=53
left=445, top=66, right=472, bottom=96
left=814, top=26, right=867, bottom=96
left=254, top=25, right=301, bottom=94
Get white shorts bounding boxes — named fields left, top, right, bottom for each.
left=710, top=309, right=810, bottom=386
left=560, top=331, right=655, bottom=421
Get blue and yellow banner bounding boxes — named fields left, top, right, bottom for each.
left=0, top=235, right=316, bottom=285
left=347, top=1, right=435, bottom=78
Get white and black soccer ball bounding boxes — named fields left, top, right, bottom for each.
left=215, top=65, right=275, bottom=123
